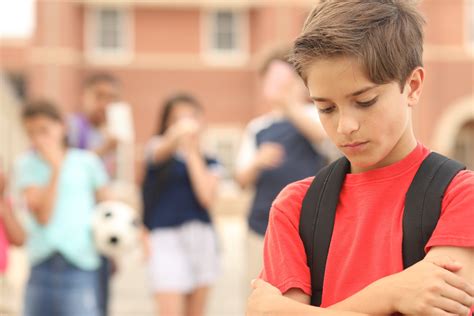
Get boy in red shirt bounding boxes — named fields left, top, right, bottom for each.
left=247, top=0, right=474, bottom=315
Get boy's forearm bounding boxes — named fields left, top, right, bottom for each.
left=327, top=277, right=396, bottom=315
left=235, top=162, right=261, bottom=188
left=34, top=168, right=60, bottom=225
left=1, top=201, right=25, bottom=246
left=186, top=151, right=217, bottom=209
left=94, top=136, right=118, bottom=158
left=151, top=135, right=178, bottom=164
left=267, top=295, right=369, bottom=316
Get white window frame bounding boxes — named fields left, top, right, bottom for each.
left=85, top=6, right=134, bottom=65
left=201, top=8, right=249, bottom=66
left=466, top=0, right=474, bottom=52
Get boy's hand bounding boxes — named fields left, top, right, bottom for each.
left=180, top=131, right=201, bottom=157
left=255, top=143, right=285, bottom=170
left=247, top=279, right=283, bottom=315
left=34, top=133, right=65, bottom=170
left=167, top=118, right=200, bottom=145
left=38, top=144, right=64, bottom=170
left=387, top=256, right=473, bottom=316
left=247, top=280, right=370, bottom=316
left=39, top=147, right=64, bottom=170
left=103, top=133, right=119, bottom=153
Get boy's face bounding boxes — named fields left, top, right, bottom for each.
left=262, top=60, right=307, bottom=107
left=82, top=81, right=119, bottom=126
left=24, top=116, right=65, bottom=152
left=307, top=56, right=422, bottom=173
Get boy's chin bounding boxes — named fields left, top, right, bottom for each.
left=347, top=155, right=381, bottom=173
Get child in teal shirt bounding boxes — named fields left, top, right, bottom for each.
left=15, top=100, right=109, bottom=316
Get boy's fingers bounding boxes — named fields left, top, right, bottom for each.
left=251, top=279, right=258, bottom=289
left=429, top=256, right=463, bottom=271
left=443, top=270, right=474, bottom=299
left=251, top=278, right=276, bottom=291
left=434, top=296, right=472, bottom=316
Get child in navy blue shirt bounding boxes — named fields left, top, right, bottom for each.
left=142, top=93, right=221, bottom=316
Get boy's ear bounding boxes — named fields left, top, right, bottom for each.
left=406, top=67, right=425, bottom=107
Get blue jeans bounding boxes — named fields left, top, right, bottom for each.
left=24, top=253, right=100, bottom=316
left=97, top=256, right=110, bottom=316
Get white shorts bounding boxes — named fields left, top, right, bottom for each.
left=148, top=220, right=220, bottom=293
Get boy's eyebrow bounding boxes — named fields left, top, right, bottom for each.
left=311, top=85, right=378, bottom=102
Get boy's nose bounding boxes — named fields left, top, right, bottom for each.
left=336, top=114, right=359, bottom=136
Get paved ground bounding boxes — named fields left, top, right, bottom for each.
left=0, top=214, right=249, bottom=316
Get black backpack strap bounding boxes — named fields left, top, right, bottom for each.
left=299, top=157, right=350, bottom=306
left=403, top=152, right=465, bottom=268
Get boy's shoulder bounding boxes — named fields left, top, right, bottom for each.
left=271, top=177, right=314, bottom=225
left=444, top=169, right=473, bottom=202
left=452, top=169, right=473, bottom=181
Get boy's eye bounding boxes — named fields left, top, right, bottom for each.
left=356, top=97, right=378, bottom=107
left=318, top=106, right=335, bottom=114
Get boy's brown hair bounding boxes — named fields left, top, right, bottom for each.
left=291, top=0, right=425, bottom=91
left=83, top=72, right=119, bottom=89
left=22, top=99, right=63, bottom=122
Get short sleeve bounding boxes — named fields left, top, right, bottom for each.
left=87, top=152, right=109, bottom=189
left=206, top=158, right=225, bottom=178
left=260, top=177, right=313, bottom=295
left=426, top=170, right=474, bottom=251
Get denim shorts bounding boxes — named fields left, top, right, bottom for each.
left=23, top=253, right=100, bottom=316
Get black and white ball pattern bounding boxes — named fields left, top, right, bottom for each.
left=92, top=201, right=140, bottom=258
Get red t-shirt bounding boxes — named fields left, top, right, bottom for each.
left=261, top=143, right=474, bottom=307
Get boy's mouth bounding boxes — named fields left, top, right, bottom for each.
left=341, top=141, right=369, bottom=148
left=340, top=141, right=370, bottom=153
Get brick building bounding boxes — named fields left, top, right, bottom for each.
left=1, top=0, right=473, bottom=172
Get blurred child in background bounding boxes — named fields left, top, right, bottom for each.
left=69, top=73, right=120, bottom=178
left=142, top=93, right=221, bottom=316
left=15, top=100, right=109, bottom=316
left=0, top=164, right=25, bottom=277
left=235, top=48, right=333, bottom=290
left=68, top=73, right=121, bottom=316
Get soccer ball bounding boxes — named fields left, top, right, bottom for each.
left=92, top=200, right=140, bottom=258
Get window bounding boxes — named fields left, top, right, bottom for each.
left=86, top=7, right=133, bottom=63
left=97, top=9, right=122, bottom=50
left=202, top=9, right=248, bottom=65
left=213, top=11, right=237, bottom=51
